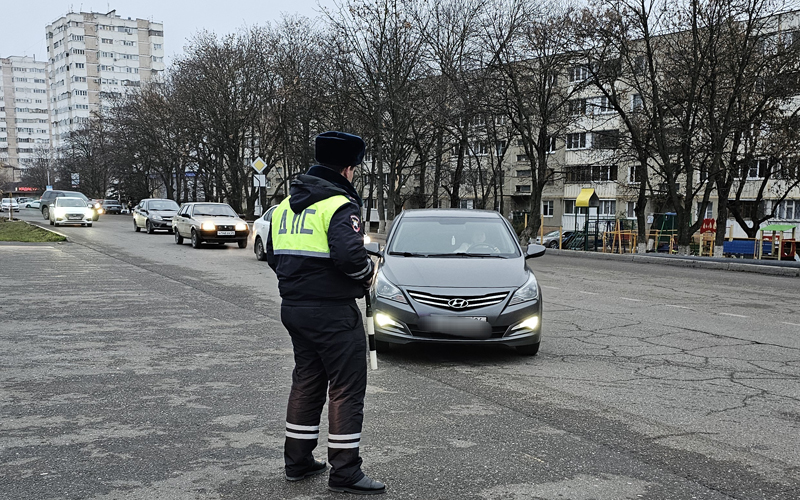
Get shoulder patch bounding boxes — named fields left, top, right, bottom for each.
left=350, top=215, right=361, bottom=233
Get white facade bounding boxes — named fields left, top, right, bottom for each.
left=46, top=10, right=164, bottom=148
left=0, top=56, right=51, bottom=172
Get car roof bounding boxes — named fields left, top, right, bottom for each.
left=399, top=209, right=503, bottom=219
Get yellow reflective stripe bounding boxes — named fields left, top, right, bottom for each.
left=271, top=195, right=351, bottom=257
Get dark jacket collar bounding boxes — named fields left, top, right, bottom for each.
left=289, top=165, right=363, bottom=213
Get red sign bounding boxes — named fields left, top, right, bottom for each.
left=18, top=187, right=39, bottom=192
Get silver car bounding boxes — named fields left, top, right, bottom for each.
left=133, top=198, right=180, bottom=234
left=365, top=209, right=546, bottom=356
left=172, top=202, right=250, bottom=249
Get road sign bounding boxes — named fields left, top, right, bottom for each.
left=254, top=174, right=266, bottom=187
left=251, top=157, right=267, bottom=174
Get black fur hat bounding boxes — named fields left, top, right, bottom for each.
left=315, top=131, right=366, bottom=168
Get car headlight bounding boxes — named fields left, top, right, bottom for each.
left=94, top=202, right=101, bottom=209
left=201, top=222, right=216, bottom=231
left=85, top=209, right=94, bottom=217
left=151, top=213, right=163, bottom=221
left=54, top=207, right=66, bottom=217
left=235, top=222, right=247, bottom=231
left=375, top=270, right=407, bottom=304
left=508, top=272, right=539, bottom=305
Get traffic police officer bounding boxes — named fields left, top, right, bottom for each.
left=266, top=131, right=385, bottom=495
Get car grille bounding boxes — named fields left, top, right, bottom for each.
left=406, top=290, right=509, bottom=311
left=216, top=224, right=234, bottom=231
left=407, top=323, right=508, bottom=339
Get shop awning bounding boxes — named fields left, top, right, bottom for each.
left=576, top=188, right=600, bottom=207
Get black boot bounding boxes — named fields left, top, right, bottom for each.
left=285, top=459, right=327, bottom=481
left=328, top=475, right=386, bottom=495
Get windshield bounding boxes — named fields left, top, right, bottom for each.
left=388, top=217, right=520, bottom=257
left=59, top=198, right=88, bottom=208
left=192, top=204, right=237, bottom=217
left=103, top=199, right=120, bottom=204
left=151, top=200, right=180, bottom=211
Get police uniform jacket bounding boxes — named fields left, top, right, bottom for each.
left=266, top=165, right=374, bottom=303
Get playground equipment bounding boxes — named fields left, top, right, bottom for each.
left=756, top=224, right=797, bottom=260
left=603, top=219, right=638, bottom=254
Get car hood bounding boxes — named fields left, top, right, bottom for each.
left=382, top=256, right=528, bottom=288
left=191, top=215, right=245, bottom=225
left=152, top=209, right=177, bottom=216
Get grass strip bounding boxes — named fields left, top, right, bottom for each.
left=0, top=218, right=66, bottom=242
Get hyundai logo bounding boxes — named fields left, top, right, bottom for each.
left=448, top=298, right=469, bottom=309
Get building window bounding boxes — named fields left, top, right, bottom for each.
left=495, top=140, right=506, bottom=156
left=631, top=94, right=643, bottom=111
left=747, top=159, right=770, bottom=179
left=568, top=98, right=587, bottom=115
left=593, top=129, right=619, bottom=149
left=598, top=200, right=616, bottom=216
left=459, top=199, right=474, bottom=209
left=542, top=200, right=554, bottom=217
left=628, top=165, right=643, bottom=184
left=101, top=38, right=113, bottom=44
left=516, top=169, right=531, bottom=177
left=566, top=132, right=587, bottom=150
left=776, top=200, right=797, bottom=219
left=565, top=164, right=618, bottom=182
left=569, top=66, right=589, bottom=82
left=564, top=199, right=588, bottom=215
left=696, top=201, right=713, bottom=220
left=515, top=185, right=531, bottom=193
left=470, top=141, right=487, bottom=156
left=546, top=136, right=557, bottom=153
left=516, top=154, right=529, bottom=162
left=626, top=201, right=636, bottom=218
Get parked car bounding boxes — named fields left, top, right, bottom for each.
left=1, top=198, right=20, bottom=212
left=172, top=202, right=250, bottom=249
left=133, top=198, right=180, bottom=233
left=365, top=209, right=546, bottom=355
left=101, top=199, right=123, bottom=214
left=48, top=197, right=94, bottom=227
left=252, top=205, right=278, bottom=261
left=535, top=229, right=576, bottom=249
left=24, top=199, right=41, bottom=209
left=40, top=190, right=100, bottom=221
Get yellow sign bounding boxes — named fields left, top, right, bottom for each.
left=251, top=157, right=267, bottom=174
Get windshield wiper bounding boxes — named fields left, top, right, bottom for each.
left=388, top=251, right=429, bottom=257
left=426, top=252, right=506, bottom=258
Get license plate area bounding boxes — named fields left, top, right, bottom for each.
left=68, top=215, right=82, bottom=220
left=217, top=230, right=235, bottom=236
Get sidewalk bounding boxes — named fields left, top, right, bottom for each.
left=366, top=231, right=800, bottom=277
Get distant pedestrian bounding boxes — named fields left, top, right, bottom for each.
left=266, top=131, right=385, bottom=495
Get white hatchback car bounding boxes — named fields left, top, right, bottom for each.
left=49, top=197, right=95, bottom=227
left=252, top=205, right=278, bottom=261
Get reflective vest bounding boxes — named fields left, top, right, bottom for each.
left=271, top=195, right=351, bottom=258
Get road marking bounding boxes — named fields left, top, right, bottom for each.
left=620, top=297, right=642, bottom=302
left=578, top=291, right=598, bottom=295
left=541, top=285, right=561, bottom=290
left=665, top=304, right=692, bottom=309
left=213, top=318, right=221, bottom=322
left=719, top=312, right=748, bottom=318
left=781, top=321, right=800, bottom=327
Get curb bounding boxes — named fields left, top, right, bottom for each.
left=24, top=220, right=70, bottom=242
left=544, top=248, right=800, bottom=277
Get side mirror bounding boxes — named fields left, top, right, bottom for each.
left=525, top=243, right=546, bottom=259
left=364, top=241, right=381, bottom=257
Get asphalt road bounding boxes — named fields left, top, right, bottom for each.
left=1, top=208, right=799, bottom=499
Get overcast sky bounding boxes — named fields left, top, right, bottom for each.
left=0, top=1, right=336, bottom=63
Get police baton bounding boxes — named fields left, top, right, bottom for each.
left=365, top=290, right=378, bottom=370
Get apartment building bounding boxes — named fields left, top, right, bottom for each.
left=0, top=56, right=51, bottom=178
left=46, top=10, right=165, bottom=148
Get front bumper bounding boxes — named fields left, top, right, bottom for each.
left=371, top=290, right=542, bottom=348
left=148, top=218, right=173, bottom=229
left=55, top=213, right=93, bottom=225
left=198, top=227, right=250, bottom=243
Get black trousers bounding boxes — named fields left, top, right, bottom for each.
left=281, top=301, right=367, bottom=486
